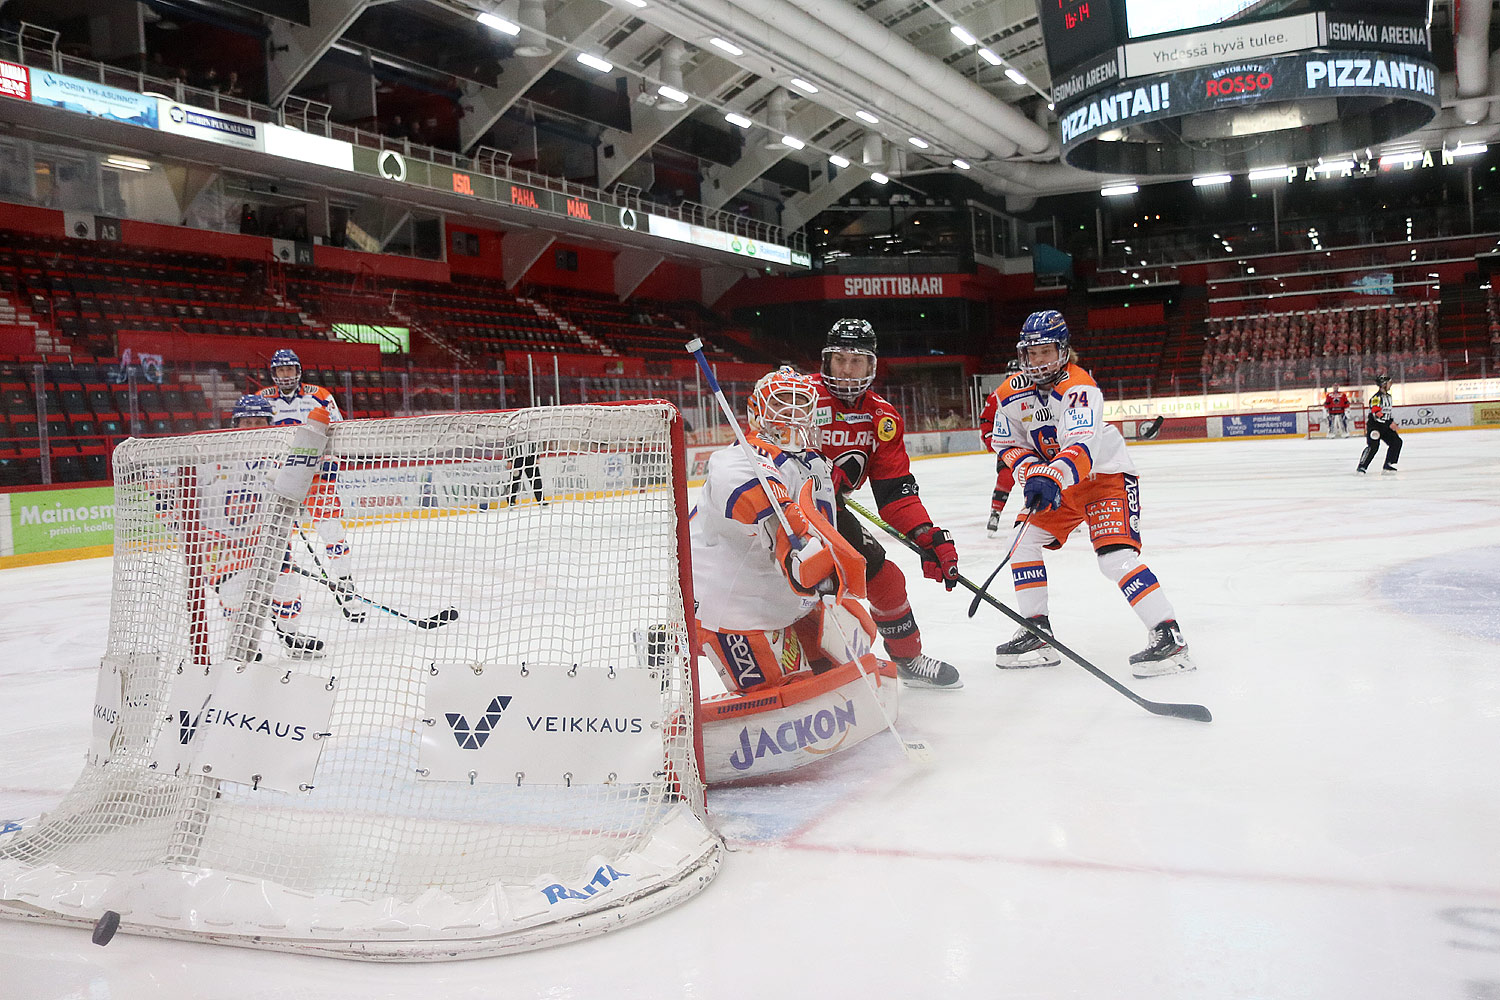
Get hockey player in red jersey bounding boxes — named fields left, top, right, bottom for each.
left=1323, top=387, right=1351, bottom=438
left=979, top=360, right=1022, bottom=535
left=989, top=311, right=1193, bottom=677
left=810, top=319, right=962, bottom=689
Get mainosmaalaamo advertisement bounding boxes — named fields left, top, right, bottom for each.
left=0, top=486, right=115, bottom=564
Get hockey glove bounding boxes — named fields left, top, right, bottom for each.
left=828, top=463, right=853, bottom=494
left=1023, top=466, right=1064, bottom=512
left=911, top=523, right=959, bottom=590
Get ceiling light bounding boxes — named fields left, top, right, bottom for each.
left=781, top=135, right=806, bottom=149
left=829, top=154, right=851, bottom=168
left=1248, top=165, right=1292, bottom=182
left=657, top=85, right=690, bottom=105
left=1004, top=67, right=1028, bottom=86
left=871, top=172, right=890, bottom=184
left=576, top=52, right=613, bottom=73
left=476, top=11, right=520, bottom=34
left=908, top=137, right=929, bottom=149
left=789, top=78, right=819, bottom=94
left=724, top=112, right=752, bottom=128
left=952, top=158, right=971, bottom=170
left=1101, top=183, right=1139, bottom=196
left=1380, top=150, right=1423, bottom=167
left=978, top=48, right=1002, bottom=66
left=623, top=0, right=647, bottom=6
left=105, top=155, right=151, bottom=171
left=854, top=110, right=879, bottom=124
left=1452, top=143, right=1489, bottom=157
left=1047, top=102, right=1055, bottom=110
left=950, top=25, right=978, bottom=46
left=709, top=37, right=743, bottom=56
left=1192, top=173, right=1231, bottom=186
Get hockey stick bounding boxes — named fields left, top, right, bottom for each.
left=967, top=508, right=1036, bottom=619
left=843, top=497, right=1212, bottom=723
left=293, top=528, right=365, bottom=623
left=293, top=532, right=459, bottom=629
left=685, top=339, right=934, bottom=763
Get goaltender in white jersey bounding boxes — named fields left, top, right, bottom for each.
left=689, top=368, right=878, bottom=695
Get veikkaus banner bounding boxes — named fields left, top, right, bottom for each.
left=1060, top=49, right=1438, bottom=153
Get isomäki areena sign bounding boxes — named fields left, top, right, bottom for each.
left=1059, top=49, right=1439, bottom=153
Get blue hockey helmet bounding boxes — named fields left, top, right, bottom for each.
left=269, top=348, right=302, bottom=394
left=1017, top=310, right=1070, bottom=386
left=231, top=393, right=274, bottom=427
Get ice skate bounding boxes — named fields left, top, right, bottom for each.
left=1129, top=619, right=1194, bottom=677
left=995, top=615, right=1061, bottom=668
left=1381, top=464, right=1398, bottom=474
left=275, top=622, right=325, bottom=659
left=986, top=510, right=1002, bottom=537
left=895, top=653, right=962, bottom=689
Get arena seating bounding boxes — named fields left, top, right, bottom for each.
left=1201, top=301, right=1441, bottom=389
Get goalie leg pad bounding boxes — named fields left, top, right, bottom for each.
left=699, top=626, right=809, bottom=694
left=812, top=598, right=877, bottom=667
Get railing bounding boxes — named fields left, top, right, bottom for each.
left=0, top=24, right=807, bottom=259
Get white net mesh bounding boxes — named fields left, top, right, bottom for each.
left=0, top=403, right=719, bottom=959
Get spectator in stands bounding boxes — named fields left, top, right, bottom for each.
left=388, top=115, right=410, bottom=140
left=223, top=71, right=244, bottom=99
left=239, top=204, right=260, bottom=236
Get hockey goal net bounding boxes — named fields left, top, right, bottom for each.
left=0, top=402, right=720, bottom=960
left=1305, top=402, right=1367, bottom=438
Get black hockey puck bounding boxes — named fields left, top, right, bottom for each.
left=92, top=909, right=121, bottom=946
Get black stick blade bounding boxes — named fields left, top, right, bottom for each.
left=418, top=607, right=460, bottom=630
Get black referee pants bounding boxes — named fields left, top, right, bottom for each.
left=1357, top=422, right=1402, bottom=471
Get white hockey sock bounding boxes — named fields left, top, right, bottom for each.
left=1097, top=548, right=1176, bottom=628
left=1011, top=530, right=1051, bottom=619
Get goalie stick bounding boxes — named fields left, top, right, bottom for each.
left=842, top=497, right=1212, bottom=723
left=293, top=532, right=459, bottom=630
left=686, top=339, right=934, bottom=764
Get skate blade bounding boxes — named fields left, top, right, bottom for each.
left=995, top=653, right=1061, bottom=669
left=899, top=674, right=965, bottom=690
left=1130, top=652, right=1195, bottom=678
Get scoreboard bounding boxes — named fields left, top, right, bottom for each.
left=1037, top=1, right=1431, bottom=77
left=1038, top=0, right=1120, bottom=73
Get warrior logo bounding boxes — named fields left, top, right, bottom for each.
left=446, top=696, right=512, bottom=750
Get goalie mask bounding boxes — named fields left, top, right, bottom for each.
left=747, top=367, right=819, bottom=450
left=821, top=318, right=877, bottom=404
left=269, top=348, right=302, bottom=395
left=1017, top=310, right=1071, bottom=387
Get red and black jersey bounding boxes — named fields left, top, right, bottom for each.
left=1324, top=391, right=1349, bottom=415
left=808, top=373, right=933, bottom=536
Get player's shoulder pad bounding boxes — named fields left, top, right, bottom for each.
left=256, top=386, right=277, bottom=398
left=1051, top=364, right=1099, bottom=400
left=998, top=374, right=1033, bottom=403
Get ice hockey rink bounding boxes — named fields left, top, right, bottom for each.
left=2, top=427, right=1498, bottom=1000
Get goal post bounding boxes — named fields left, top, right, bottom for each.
left=0, top=402, right=721, bottom=960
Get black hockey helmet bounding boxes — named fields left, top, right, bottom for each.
left=1374, top=372, right=1392, bottom=388
left=821, top=318, right=877, bottom=403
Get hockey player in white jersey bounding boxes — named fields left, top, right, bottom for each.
left=173, top=394, right=324, bottom=657
left=690, top=368, right=879, bottom=694
left=989, top=311, right=1193, bottom=677
left=257, top=348, right=354, bottom=592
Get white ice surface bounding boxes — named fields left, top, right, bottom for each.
left=3, top=430, right=1500, bottom=999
